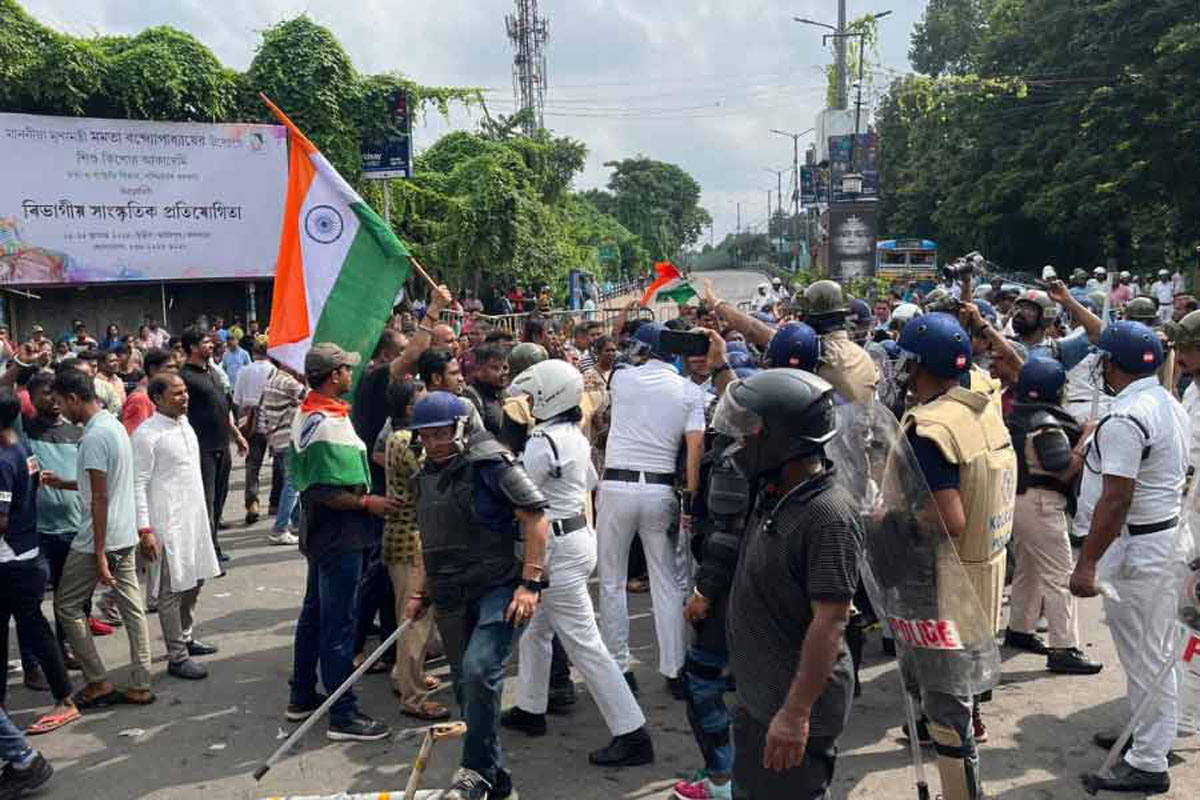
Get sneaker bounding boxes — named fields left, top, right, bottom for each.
left=285, top=694, right=327, bottom=722
left=673, top=775, right=733, bottom=800
left=500, top=706, right=547, bottom=737
left=167, top=659, right=208, bottom=680
left=186, top=640, right=219, bottom=657
left=269, top=529, right=299, bottom=546
left=1047, top=647, right=1103, bottom=675
left=327, top=712, right=390, bottom=742
left=87, top=618, right=115, bottom=636
left=491, top=768, right=518, bottom=800
left=444, top=767, right=491, bottom=800
left=0, top=753, right=53, bottom=798
left=588, top=727, right=654, bottom=767
left=1004, top=629, right=1049, bottom=655
left=973, top=706, right=988, bottom=743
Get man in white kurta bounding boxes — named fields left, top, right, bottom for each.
left=132, top=374, right=222, bottom=680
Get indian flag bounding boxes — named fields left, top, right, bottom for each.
left=289, top=393, right=371, bottom=492
left=640, top=261, right=697, bottom=306
left=263, top=95, right=412, bottom=376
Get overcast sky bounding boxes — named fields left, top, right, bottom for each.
left=25, top=0, right=928, bottom=244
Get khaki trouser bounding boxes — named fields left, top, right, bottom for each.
left=157, top=555, right=200, bottom=664
left=55, top=546, right=152, bottom=690
left=1009, top=487, right=1078, bottom=649
left=388, top=563, right=435, bottom=703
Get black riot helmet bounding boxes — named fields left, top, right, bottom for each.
left=712, top=369, right=837, bottom=478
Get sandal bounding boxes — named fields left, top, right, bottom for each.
left=402, top=700, right=451, bottom=722
left=116, top=689, right=157, bottom=706
left=424, top=675, right=442, bottom=692
left=73, top=689, right=122, bottom=710
left=27, top=707, right=82, bottom=735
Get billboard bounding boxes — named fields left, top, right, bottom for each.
left=829, top=201, right=878, bottom=281
left=800, top=166, right=817, bottom=205
left=0, top=112, right=287, bottom=286
left=829, top=133, right=880, bottom=201
left=361, top=89, right=414, bottom=180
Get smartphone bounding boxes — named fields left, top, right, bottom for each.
left=660, top=329, right=710, bottom=358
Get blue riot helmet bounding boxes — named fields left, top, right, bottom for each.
left=764, top=322, right=821, bottom=372
left=1096, top=320, right=1163, bottom=377
left=1014, top=357, right=1068, bottom=404
left=727, top=350, right=757, bottom=370
left=634, top=321, right=673, bottom=361
left=896, top=312, right=972, bottom=380
left=409, top=391, right=471, bottom=461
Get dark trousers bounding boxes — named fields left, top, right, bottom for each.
left=628, top=534, right=647, bottom=580
left=732, top=706, right=837, bottom=800
left=290, top=547, right=365, bottom=727
left=550, top=635, right=571, bottom=688
left=200, top=447, right=231, bottom=556
left=435, top=585, right=519, bottom=785
left=0, top=556, right=73, bottom=704
left=685, top=602, right=733, bottom=776
left=19, top=533, right=76, bottom=670
left=353, top=542, right=397, bottom=661
left=244, top=432, right=283, bottom=509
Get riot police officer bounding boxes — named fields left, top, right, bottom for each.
left=719, top=370, right=865, bottom=800
left=1004, top=358, right=1103, bottom=675
left=896, top=313, right=1017, bottom=800
left=798, top=280, right=879, bottom=403
left=406, top=391, right=552, bottom=800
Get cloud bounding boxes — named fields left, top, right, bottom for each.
left=23, top=0, right=928, bottom=242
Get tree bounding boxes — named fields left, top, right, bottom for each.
left=909, top=0, right=989, bottom=77
left=595, top=158, right=712, bottom=260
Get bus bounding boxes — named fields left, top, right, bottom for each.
left=876, top=239, right=939, bottom=280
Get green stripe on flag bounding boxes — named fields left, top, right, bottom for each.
left=657, top=284, right=698, bottom=304
left=310, top=202, right=413, bottom=384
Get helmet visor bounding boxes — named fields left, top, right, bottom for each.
left=712, top=382, right=764, bottom=440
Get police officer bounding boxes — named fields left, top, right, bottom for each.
left=405, top=391, right=552, bottom=800
left=718, top=370, right=865, bottom=800
left=1124, top=296, right=1177, bottom=391
left=1004, top=358, right=1103, bottom=674
left=1071, top=321, right=1189, bottom=795
left=501, top=360, right=653, bottom=767
left=896, top=313, right=1017, bottom=800
left=1009, top=282, right=1103, bottom=369
left=668, top=323, right=823, bottom=800
left=799, top=280, right=879, bottom=403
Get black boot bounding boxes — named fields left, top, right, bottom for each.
left=1004, top=628, right=1049, bottom=654
left=547, top=682, right=577, bottom=714
left=1047, top=647, right=1103, bottom=675
left=588, top=727, right=654, bottom=767
left=1082, top=761, right=1169, bottom=794
left=500, top=706, right=547, bottom=737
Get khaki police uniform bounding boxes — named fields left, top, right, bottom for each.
left=819, top=330, right=879, bottom=404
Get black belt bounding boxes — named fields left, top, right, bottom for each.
left=1127, top=517, right=1178, bottom=537
left=551, top=514, right=588, bottom=537
left=603, top=468, right=675, bottom=486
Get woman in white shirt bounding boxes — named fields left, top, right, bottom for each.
left=501, top=359, right=653, bottom=767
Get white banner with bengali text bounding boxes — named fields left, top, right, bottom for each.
left=0, top=112, right=287, bottom=285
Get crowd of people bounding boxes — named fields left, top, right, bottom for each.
left=0, top=261, right=1197, bottom=799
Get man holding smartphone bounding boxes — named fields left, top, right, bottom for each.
left=597, top=322, right=710, bottom=699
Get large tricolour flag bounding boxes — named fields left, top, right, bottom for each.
left=263, top=95, right=412, bottom=376
left=640, top=261, right=697, bottom=306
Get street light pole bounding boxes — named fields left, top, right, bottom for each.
left=763, top=167, right=786, bottom=265
left=836, top=0, right=847, bottom=109
left=770, top=128, right=815, bottom=270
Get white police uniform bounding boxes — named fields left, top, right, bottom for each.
left=1075, top=376, right=1190, bottom=773
left=513, top=420, right=645, bottom=735
left=598, top=359, right=706, bottom=679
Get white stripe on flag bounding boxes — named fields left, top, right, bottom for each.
left=298, top=156, right=361, bottom=334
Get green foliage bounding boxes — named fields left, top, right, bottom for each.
left=593, top=158, right=712, bottom=261
left=879, top=0, right=1200, bottom=274
left=910, top=0, right=989, bottom=77
left=825, top=15, right=880, bottom=109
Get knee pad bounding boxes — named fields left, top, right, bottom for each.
left=929, top=723, right=981, bottom=800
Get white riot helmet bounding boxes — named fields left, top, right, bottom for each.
left=889, top=302, right=923, bottom=332
left=511, top=358, right=584, bottom=422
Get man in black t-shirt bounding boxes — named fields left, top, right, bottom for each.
left=719, top=370, right=863, bottom=800
left=179, top=327, right=247, bottom=564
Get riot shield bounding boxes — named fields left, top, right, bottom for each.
left=828, top=400, right=1002, bottom=697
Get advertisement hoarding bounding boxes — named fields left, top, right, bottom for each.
left=828, top=133, right=880, bottom=201
left=361, top=89, right=414, bottom=180
left=0, top=112, right=287, bottom=286
left=829, top=200, right=878, bottom=281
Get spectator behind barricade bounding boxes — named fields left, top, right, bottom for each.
left=459, top=322, right=490, bottom=383
left=574, top=322, right=601, bottom=374
left=462, top=342, right=510, bottom=436
left=524, top=317, right=563, bottom=360
left=538, top=285, right=553, bottom=313
left=122, top=348, right=176, bottom=436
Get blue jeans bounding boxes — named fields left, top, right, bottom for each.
left=290, top=547, right=365, bottom=726
left=0, top=707, right=33, bottom=765
left=684, top=645, right=734, bottom=777
left=273, top=450, right=300, bottom=532
left=437, top=585, right=519, bottom=783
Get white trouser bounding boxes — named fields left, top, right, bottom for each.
left=514, top=528, right=645, bottom=736
left=1099, top=529, right=1181, bottom=773
left=597, top=480, right=686, bottom=678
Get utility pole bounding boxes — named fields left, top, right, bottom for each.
left=836, top=0, right=848, bottom=109
left=763, top=167, right=786, bottom=265
left=771, top=129, right=814, bottom=270
left=736, top=201, right=742, bottom=269
left=766, top=190, right=773, bottom=267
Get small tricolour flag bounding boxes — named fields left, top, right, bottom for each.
left=263, top=94, right=412, bottom=377
left=640, top=261, right=696, bottom=306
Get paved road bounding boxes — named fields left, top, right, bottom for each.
left=9, top=271, right=1197, bottom=798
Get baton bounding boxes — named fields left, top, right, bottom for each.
left=254, top=618, right=413, bottom=781
left=1090, top=274, right=1113, bottom=420
left=897, top=666, right=932, bottom=800
left=401, top=721, right=468, bottom=800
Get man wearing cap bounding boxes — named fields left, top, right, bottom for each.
left=285, top=343, right=402, bottom=742
left=1152, top=270, right=1174, bottom=325
left=1070, top=321, right=1189, bottom=794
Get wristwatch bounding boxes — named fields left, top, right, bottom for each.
left=521, top=578, right=548, bottom=594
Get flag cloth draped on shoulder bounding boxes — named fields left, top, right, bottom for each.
left=262, top=94, right=412, bottom=377
left=640, top=261, right=697, bottom=306
left=288, top=392, right=370, bottom=493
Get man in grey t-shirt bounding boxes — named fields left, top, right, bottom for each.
left=46, top=369, right=154, bottom=708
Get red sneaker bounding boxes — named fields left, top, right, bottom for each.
left=88, top=617, right=115, bottom=636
